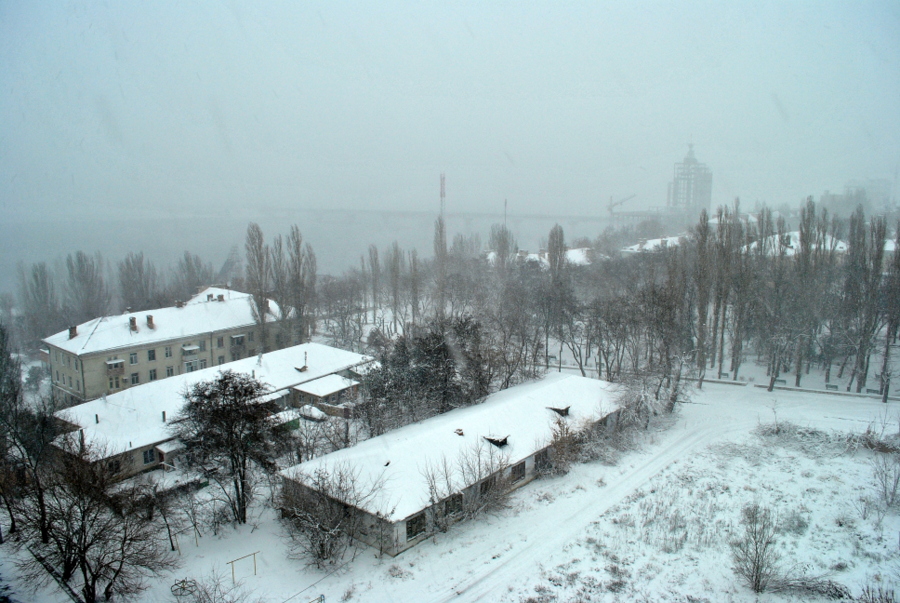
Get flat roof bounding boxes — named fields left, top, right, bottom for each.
left=281, top=373, right=619, bottom=521
left=293, top=374, right=359, bottom=397
left=55, top=343, right=372, bottom=459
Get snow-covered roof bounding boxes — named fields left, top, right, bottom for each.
left=43, top=287, right=279, bottom=356
left=488, top=248, right=593, bottom=268
left=745, top=231, right=849, bottom=256
left=55, top=343, right=372, bottom=460
left=621, top=235, right=687, bottom=254
left=293, top=374, right=358, bottom=398
left=281, top=373, right=619, bottom=521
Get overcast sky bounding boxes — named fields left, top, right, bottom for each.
left=1, top=1, right=898, bottom=221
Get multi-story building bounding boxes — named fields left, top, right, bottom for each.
left=667, top=144, right=712, bottom=217
left=43, top=287, right=281, bottom=406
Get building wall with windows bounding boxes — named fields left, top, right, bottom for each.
left=44, top=287, right=282, bottom=406
left=281, top=373, right=621, bottom=556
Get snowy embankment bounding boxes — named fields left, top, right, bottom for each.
left=2, top=383, right=895, bottom=602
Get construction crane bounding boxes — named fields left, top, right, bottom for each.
left=607, top=194, right=636, bottom=214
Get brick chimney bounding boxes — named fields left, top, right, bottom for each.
left=207, top=293, right=213, bottom=301
left=129, top=316, right=137, bottom=332
left=68, top=326, right=78, bottom=339
left=217, top=294, right=225, bottom=302
left=175, top=300, right=183, bottom=308
left=146, top=315, right=154, bottom=329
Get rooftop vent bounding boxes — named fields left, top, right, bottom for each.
left=68, top=326, right=78, bottom=339
left=129, top=316, right=137, bottom=332
left=484, top=436, right=508, bottom=448
left=548, top=406, right=570, bottom=417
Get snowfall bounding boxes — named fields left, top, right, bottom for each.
left=2, top=369, right=899, bottom=602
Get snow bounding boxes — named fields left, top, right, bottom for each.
left=43, top=287, right=280, bottom=356
left=11, top=379, right=899, bottom=602
left=485, top=248, right=593, bottom=267
left=281, top=373, right=620, bottom=521
left=621, top=235, right=687, bottom=254
left=54, top=343, right=372, bottom=459
left=292, top=374, right=359, bottom=398
left=745, top=231, right=849, bottom=256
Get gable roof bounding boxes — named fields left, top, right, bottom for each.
left=44, top=287, right=279, bottom=356
left=55, top=343, right=372, bottom=459
left=281, top=373, right=619, bottom=521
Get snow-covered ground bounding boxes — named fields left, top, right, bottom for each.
left=4, top=381, right=894, bottom=602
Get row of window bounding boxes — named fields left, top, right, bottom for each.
left=405, top=460, right=528, bottom=542
left=118, top=332, right=254, bottom=368
left=108, top=366, right=177, bottom=390
left=54, top=350, right=80, bottom=371
left=55, top=370, right=81, bottom=392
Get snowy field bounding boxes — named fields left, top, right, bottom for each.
left=2, top=382, right=897, bottom=602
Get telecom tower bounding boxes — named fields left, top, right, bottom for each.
left=667, top=144, right=712, bottom=217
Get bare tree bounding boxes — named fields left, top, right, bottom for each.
left=245, top=223, right=272, bottom=353
left=16, top=439, right=178, bottom=602
left=64, top=251, right=110, bottom=324
left=281, top=463, right=385, bottom=567
left=118, top=252, right=161, bottom=312
left=731, top=503, right=780, bottom=593
left=16, top=261, right=64, bottom=348
left=171, top=251, right=214, bottom=302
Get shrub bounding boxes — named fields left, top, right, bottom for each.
left=730, top=503, right=780, bottom=593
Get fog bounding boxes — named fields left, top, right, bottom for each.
left=1, top=2, right=899, bottom=293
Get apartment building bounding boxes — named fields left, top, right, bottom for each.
left=43, top=287, right=282, bottom=406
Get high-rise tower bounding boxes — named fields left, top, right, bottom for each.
left=667, top=144, right=712, bottom=216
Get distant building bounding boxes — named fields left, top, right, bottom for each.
left=667, top=144, right=712, bottom=217
left=43, top=287, right=283, bottom=406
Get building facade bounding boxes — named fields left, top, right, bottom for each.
left=44, top=287, right=282, bottom=406
left=667, top=144, right=712, bottom=217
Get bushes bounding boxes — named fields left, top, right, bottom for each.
left=730, top=503, right=780, bottom=593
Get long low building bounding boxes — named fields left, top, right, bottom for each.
left=55, top=343, right=373, bottom=477
left=280, top=373, right=620, bottom=556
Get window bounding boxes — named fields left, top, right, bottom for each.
left=74, top=358, right=78, bottom=370
left=511, top=461, right=526, bottom=483
left=535, top=449, right=551, bottom=474
left=55, top=371, right=59, bottom=382
left=109, top=376, right=120, bottom=390
left=130, top=372, right=139, bottom=385
left=142, top=449, right=155, bottom=465
left=76, top=380, right=80, bottom=391
left=129, top=352, right=138, bottom=365
left=199, top=340, right=206, bottom=351
left=185, top=360, right=198, bottom=373
left=68, top=375, right=72, bottom=387
left=479, top=476, right=497, bottom=497
left=107, top=460, right=121, bottom=474
left=406, top=513, right=426, bottom=541
left=231, top=335, right=245, bottom=346
left=166, top=366, right=174, bottom=377
left=164, top=346, right=172, bottom=358
left=444, top=493, right=463, bottom=516
left=218, top=356, right=225, bottom=365
left=248, top=331, right=255, bottom=342
left=217, top=337, right=224, bottom=348
left=149, top=369, right=157, bottom=381
left=199, top=359, right=207, bottom=369
left=148, top=349, right=156, bottom=361
left=231, top=351, right=240, bottom=362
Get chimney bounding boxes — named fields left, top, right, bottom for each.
left=146, top=315, right=154, bottom=329
left=162, top=410, right=166, bottom=423
left=68, top=326, right=78, bottom=339
left=175, top=300, right=183, bottom=308
left=217, top=294, right=224, bottom=302
left=129, top=317, right=137, bottom=332
left=207, top=293, right=213, bottom=301
left=95, top=414, right=99, bottom=424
